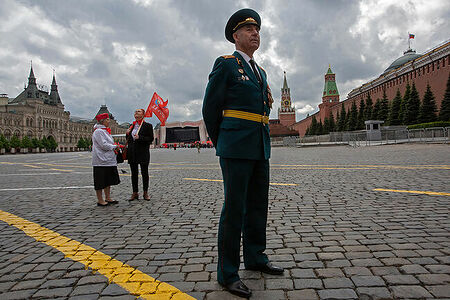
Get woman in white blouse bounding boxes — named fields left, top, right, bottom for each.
left=92, top=113, right=120, bottom=206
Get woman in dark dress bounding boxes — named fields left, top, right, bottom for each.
left=91, top=113, right=121, bottom=206
left=126, top=109, right=154, bottom=200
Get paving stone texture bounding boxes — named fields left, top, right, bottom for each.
left=0, top=144, right=449, bottom=299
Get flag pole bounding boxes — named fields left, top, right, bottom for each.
left=136, top=121, right=144, bottom=135
left=408, top=32, right=410, bottom=50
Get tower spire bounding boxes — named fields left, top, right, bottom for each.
left=282, top=71, right=288, bottom=90
left=278, top=70, right=296, bottom=126
left=322, top=65, right=339, bottom=104
left=49, top=70, right=62, bottom=105
left=28, top=61, right=36, bottom=86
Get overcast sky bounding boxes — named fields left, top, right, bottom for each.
left=1, top=0, right=449, bottom=125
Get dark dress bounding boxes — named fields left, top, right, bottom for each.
left=126, top=122, right=154, bottom=193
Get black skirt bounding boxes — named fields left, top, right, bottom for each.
left=93, top=166, right=120, bottom=190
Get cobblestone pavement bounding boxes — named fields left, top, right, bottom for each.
left=0, top=144, right=449, bottom=299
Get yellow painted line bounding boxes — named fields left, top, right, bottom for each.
left=23, top=164, right=42, bottom=168
left=50, top=168, right=73, bottom=172
left=36, top=163, right=91, bottom=169
left=0, top=162, right=81, bottom=171
left=373, top=188, right=450, bottom=196
left=270, top=182, right=298, bottom=186
left=0, top=210, right=195, bottom=300
left=183, top=177, right=297, bottom=186
left=184, top=178, right=223, bottom=183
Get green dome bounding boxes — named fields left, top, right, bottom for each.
left=384, top=49, right=421, bottom=73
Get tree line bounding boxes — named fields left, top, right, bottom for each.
left=0, top=135, right=58, bottom=151
left=306, top=73, right=450, bottom=136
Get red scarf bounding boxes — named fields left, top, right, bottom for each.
left=133, top=119, right=144, bottom=127
left=101, top=127, right=111, bottom=134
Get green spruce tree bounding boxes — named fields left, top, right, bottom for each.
left=48, top=136, right=58, bottom=152
left=348, top=101, right=358, bottom=131
left=389, top=89, right=403, bottom=125
left=419, top=84, right=438, bottom=123
left=400, top=83, right=411, bottom=124
left=328, top=112, right=335, bottom=132
left=335, top=111, right=340, bottom=131
left=404, top=83, right=420, bottom=125
left=10, top=136, right=21, bottom=149
left=41, top=137, right=49, bottom=150
left=317, top=120, right=324, bottom=135
left=372, top=99, right=381, bottom=120
left=357, top=98, right=365, bottom=129
left=323, top=117, right=330, bottom=134
left=364, top=94, right=373, bottom=120
left=439, top=73, right=450, bottom=121
left=0, top=134, right=9, bottom=150
left=31, top=137, right=41, bottom=149
left=379, top=90, right=390, bottom=123
left=338, top=103, right=346, bottom=131
left=21, top=136, right=33, bottom=149
left=310, top=116, right=318, bottom=135
left=344, top=108, right=350, bottom=131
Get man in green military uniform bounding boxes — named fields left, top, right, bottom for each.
left=202, top=8, right=283, bottom=298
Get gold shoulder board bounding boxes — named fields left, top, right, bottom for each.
left=221, top=55, right=235, bottom=59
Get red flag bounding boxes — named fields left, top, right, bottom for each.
left=409, top=33, right=415, bottom=39
left=145, top=92, right=169, bottom=126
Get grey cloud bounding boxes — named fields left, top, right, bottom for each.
left=0, top=0, right=449, bottom=124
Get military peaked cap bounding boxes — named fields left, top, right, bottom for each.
left=225, top=8, right=261, bottom=43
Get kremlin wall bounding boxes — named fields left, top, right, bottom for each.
left=286, top=40, right=450, bottom=137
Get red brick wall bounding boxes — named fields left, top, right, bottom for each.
left=279, top=112, right=296, bottom=127
left=293, top=55, right=449, bottom=137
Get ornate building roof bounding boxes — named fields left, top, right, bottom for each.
left=323, top=66, right=339, bottom=98
left=384, top=49, right=422, bottom=74
left=11, top=64, right=62, bottom=106
left=49, top=73, right=62, bottom=105
left=94, top=104, right=115, bottom=120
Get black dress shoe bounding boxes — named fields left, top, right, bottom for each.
left=247, top=262, right=284, bottom=275
left=221, top=280, right=252, bottom=298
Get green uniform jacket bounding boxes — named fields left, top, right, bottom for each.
left=202, top=51, right=271, bottom=160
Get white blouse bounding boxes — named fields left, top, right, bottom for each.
left=91, top=124, right=117, bottom=166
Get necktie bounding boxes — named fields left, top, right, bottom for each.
left=249, top=59, right=262, bottom=87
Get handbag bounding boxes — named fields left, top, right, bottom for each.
left=122, top=141, right=128, bottom=160
left=116, top=148, right=124, bottom=163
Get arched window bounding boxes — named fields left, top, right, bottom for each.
left=4, top=129, right=11, bottom=140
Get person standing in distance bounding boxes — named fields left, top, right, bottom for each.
left=202, top=8, right=282, bottom=299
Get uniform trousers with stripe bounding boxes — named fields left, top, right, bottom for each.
left=217, top=157, right=270, bottom=285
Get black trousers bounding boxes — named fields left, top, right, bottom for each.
left=129, top=162, right=149, bottom=192
left=217, top=158, right=269, bottom=285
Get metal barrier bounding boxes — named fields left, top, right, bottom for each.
left=275, top=127, right=450, bottom=147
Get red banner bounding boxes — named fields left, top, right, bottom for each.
left=145, top=92, right=169, bottom=126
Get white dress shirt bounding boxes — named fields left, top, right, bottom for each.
left=236, top=50, right=261, bottom=79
